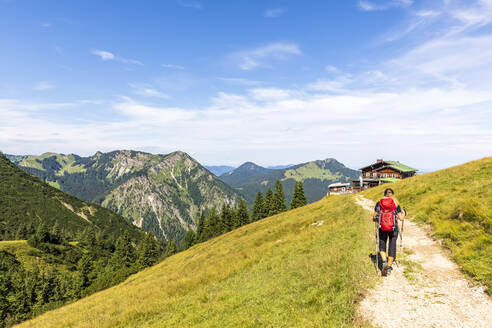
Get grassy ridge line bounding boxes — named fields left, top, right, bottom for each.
left=17, top=195, right=376, bottom=328
left=362, top=156, right=492, bottom=292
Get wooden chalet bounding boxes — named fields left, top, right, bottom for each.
left=352, top=159, right=417, bottom=192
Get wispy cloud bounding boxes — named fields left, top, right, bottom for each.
left=91, top=49, right=143, bottom=65
left=162, top=64, right=185, bottom=70
left=325, top=65, right=339, bottom=73
left=358, top=0, right=413, bottom=12
left=264, top=8, right=285, bottom=18
left=230, top=42, right=301, bottom=70
left=177, top=0, right=202, bottom=10
left=33, top=81, right=54, bottom=91
left=217, top=77, right=264, bottom=86
left=377, top=0, right=492, bottom=43
left=129, top=83, right=170, bottom=99
left=307, top=75, right=353, bottom=93
left=249, top=88, right=293, bottom=101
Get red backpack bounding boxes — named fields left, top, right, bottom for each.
left=378, top=197, right=397, bottom=231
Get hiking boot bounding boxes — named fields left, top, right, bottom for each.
left=385, top=266, right=393, bottom=276
left=381, top=261, right=388, bottom=272
left=381, top=260, right=388, bottom=274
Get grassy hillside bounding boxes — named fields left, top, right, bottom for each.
left=363, top=157, right=492, bottom=292
left=17, top=195, right=376, bottom=328
left=0, top=240, right=71, bottom=272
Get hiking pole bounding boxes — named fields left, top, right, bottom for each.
left=374, top=217, right=380, bottom=275
left=395, top=208, right=406, bottom=268
left=399, top=207, right=406, bottom=254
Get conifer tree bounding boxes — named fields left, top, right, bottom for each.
left=77, top=254, right=94, bottom=288
left=272, top=180, right=286, bottom=214
left=164, top=238, right=177, bottom=257
left=290, top=181, right=307, bottom=209
left=137, top=233, right=160, bottom=268
left=36, top=222, right=50, bottom=244
left=235, top=199, right=250, bottom=227
left=220, top=203, right=234, bottom=233
left=203, top=208, right=220, bottom=240
left=297, top=181, right=307, bottom=207
left=252, top=191, right=265, bottom=221
left=111, top=231, right=136, bottom=269
left=264, top=188, right=274, bottom=217
left=196, top=211, right=206, bottom=243
left=183, top=230, right=196, bottom=249
left=50, top=220, right=62, bottom=244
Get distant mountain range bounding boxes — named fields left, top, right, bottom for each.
left=205, top=164, right=295, bottom=176
left=204, top=165, right=236, bottom=176
left=219, top=158, right=360, bottom=204
left=266, top=164, right=295, bottom=170
left=7, top=151, right=240, bottom=241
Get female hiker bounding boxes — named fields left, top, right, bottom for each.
left=373, top=188, right=405, bottom=276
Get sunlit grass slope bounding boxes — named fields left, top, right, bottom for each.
left=0, top=240, right=69, bottom=272
left=363, top=157, right=492, bottom=292
left=17, top=195, right=375, bottom=328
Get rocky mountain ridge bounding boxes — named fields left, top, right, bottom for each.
left=9, top=150, right=241, bottom=240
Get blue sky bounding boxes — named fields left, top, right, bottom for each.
left=1, top=0, right=491, bottom=170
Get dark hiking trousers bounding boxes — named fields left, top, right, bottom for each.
left=379, top=229, right=398, bottom=258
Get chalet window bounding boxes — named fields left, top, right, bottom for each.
left=365, top=172, right=370, bottom=177
left=392, top=173, right=395, bottom=177
left=384, top=173, right=387, bottom=177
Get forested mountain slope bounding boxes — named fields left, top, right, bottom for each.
left=0, top=153, right=143, bottom=242
left=9, top=150, right=241, bottom=240
left=0, top=153, right=156, bottom=326
left=220, top=158, right=360, bottom=205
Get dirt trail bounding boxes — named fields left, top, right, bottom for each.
left=355, top=195, right=491, bottom=328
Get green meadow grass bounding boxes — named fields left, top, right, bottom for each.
left=0, top=240, right=72, bottom=272
left=17, top=195, right=376, bottom=328
left=283, top=162, right=342, bottom=182
left=363, top=157, right=492, bottom=292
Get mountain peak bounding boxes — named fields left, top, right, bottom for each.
left=238, top=161, right=265, bottom=170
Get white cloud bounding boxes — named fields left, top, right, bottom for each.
left=162, top=64, right=185, bottom=70
left=33, top=81, right=54, bottom=91
left=129, top=83, right=170, bottom=99
left=231, top=42, right=301, bottom=70
left=325, top=65, right=339, bottom=73
left=249, top=88, right=292, bottom=101
left=3, top=1, right=492, bottom=169
left=415, top=10, right=441, bottom=17
left=264, top=8, right=285, bottom=18
left=308, top=75, right=352, bottom=93
left=91, top=49, right=143, bottom=65
left=358, top=0, right=413, bottom=12
left=92, top=50, right=115, bottom=60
